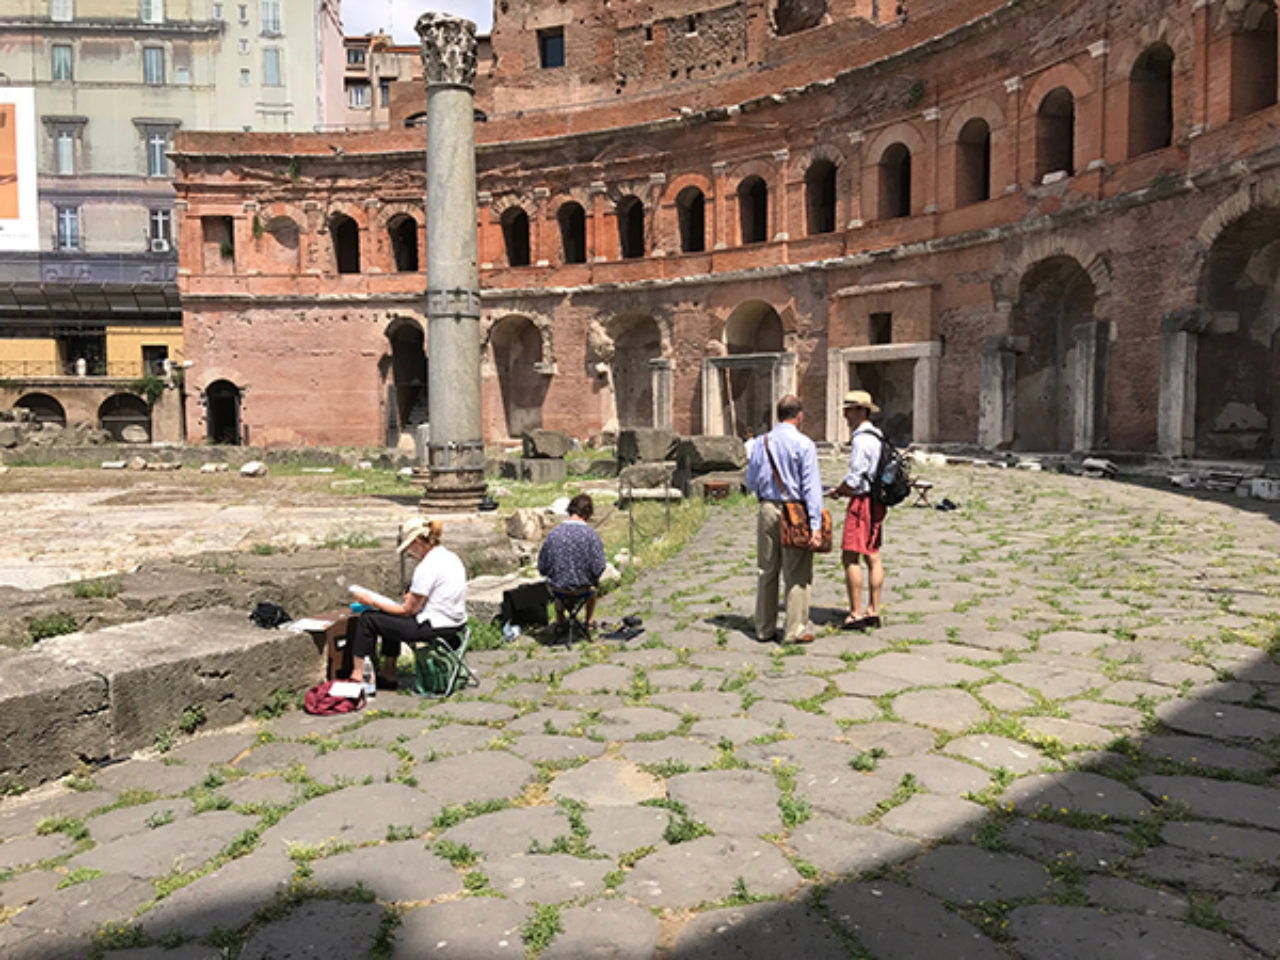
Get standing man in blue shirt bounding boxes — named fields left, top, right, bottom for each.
left=744, top=394, right=824, bottom=645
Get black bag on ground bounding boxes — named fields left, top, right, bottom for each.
left=868, top=427, right=912, bottom=508
left=500, top=581, right=552, bottom=627
left=250, top=601, right=291, bottom=629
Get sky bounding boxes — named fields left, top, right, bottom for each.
left=342, top=1, right=494, bottom=40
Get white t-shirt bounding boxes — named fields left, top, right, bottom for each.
left=408, top=545, right=467, bottom=628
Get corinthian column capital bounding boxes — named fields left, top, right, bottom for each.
left=416, top=12, right=477, bottom=90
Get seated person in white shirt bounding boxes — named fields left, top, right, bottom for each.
left=349, top=516, right=467, bottom=691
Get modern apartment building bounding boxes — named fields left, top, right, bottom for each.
left=0, top=0, right=342, bottom=442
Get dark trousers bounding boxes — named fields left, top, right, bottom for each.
left=351, top=611, right=461, bottom=666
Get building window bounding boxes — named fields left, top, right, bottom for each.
left=347, top=47, right=366, bottom=66
left=263, top=47, right=281, bottom=86
left=347, top=81, right=370, bottom=108
left=213, top=2, right=223, bottom=19
left=1129, top=44, right=1174, bottom=157
left=239, top=68, right=250, bottom=86
left=238, top=38, right=249, bottom=54
left=870, top=312, right=893, bottom=345
left=538, top=28, right=565, bottom=69
left=1035, top=86, right=1075, bottom=181
left=329, top=213, right=360, bottom=273
left=56, top=206, right=80, bottom=250
left=1231, top=1, right=1278, bottom=119
left=737, top=176, right=768, bottom=244
left=51, top=0, right=73, bottom=22
left=141, top=0, right=164, bottom=24
left=146, top=131, right=168, bottom=176
left=878, top=142, right=912, bottom=219
left=805, top=160, right=838, bottom=235
left=51, top=44, right=73, bottom=81
left=237, top=3, right=248, bottom=23
left=149, top=208, right=172, bottom=250
left=260, top=0, right=280, bottom=34
left=676, top=186, right=705, bottom=253
left=955, top=117, right=992, bottom=206
left=616, top=195, right=644, bottom=259
left=142, top=344, right=169, bottom=375
left=501, top=207, right=531, bottom=267
left=379, top=79, right=390, bottom=107
left=55, top=129, right=75, bottom=174
left=143, top=46, right=165, bottom=85
left=558, top=201, right=586, bottom=263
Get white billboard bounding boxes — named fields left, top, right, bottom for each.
left=0, top=87, right=40, bottom=252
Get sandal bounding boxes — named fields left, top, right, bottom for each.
left=840, top=615, right=868, bottom=631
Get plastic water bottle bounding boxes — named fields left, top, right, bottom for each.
left=502, top=621, right=521, bottom=643
left=361, top=656, right=376, bottom=698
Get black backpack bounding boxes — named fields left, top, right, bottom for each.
left=867, top=427, right=912, bottom=507
left=249, top=601, right=292, bottom=629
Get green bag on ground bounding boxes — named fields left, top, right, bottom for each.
left=413, top=649, right=452, bottom=696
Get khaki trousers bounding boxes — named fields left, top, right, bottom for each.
left=754, top=501, right=813, bottom=643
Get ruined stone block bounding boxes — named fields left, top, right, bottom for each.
left=616, top=428, right=679, bottom=465
left=518, top=458, right=568, bottom=484
left=619, top=461, right=677, bottom=489
left=689, top=470, right=748, bottom=499
left=0, top=647, right=109, bottom=791
left=522, top=429, right=571, bottom=459
left=675, top=436, right=747, bottom=473
left=36, top=609, right=325, bottom=756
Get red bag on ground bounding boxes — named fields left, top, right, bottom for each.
left=303, top=681, right=366, bottom=715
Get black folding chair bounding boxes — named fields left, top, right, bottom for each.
left=551, top=586, right=595, bottom=646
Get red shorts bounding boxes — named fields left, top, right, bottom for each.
left=843, top=495, right=885, bottom=554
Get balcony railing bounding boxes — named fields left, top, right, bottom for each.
left=0, top=359, right=173, bottom=379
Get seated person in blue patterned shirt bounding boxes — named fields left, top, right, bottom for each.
left=537, top=493, right=607, bottom=631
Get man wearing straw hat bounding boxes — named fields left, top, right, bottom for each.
left=829, top=390, right=886, bottom=630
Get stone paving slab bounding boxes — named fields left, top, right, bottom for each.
left=942, top=733, right=1047, bottom=774
left=909, top=845, right=1058, bottom=903
left=412, top=751, right=537, bottom=810
left=311, top=842, right=460, bottom=902
left=259, top=783, right=439, bottom=852
left=1136, top=776, right=1280, bottom=830
left=892, top=689, right=987, bottom=733
left=581, top=805, right=669, bottom=857
left=438, top=805, right=568, bottom=860
left=1161, top=819, right=1280, bottom=861
left=1002, top=771, right=1152, bottom=819
left=619, top=737, right=719, bottom=769
left=1155, top=699, right=1280, bottom=740
left=87, top=797, right=194, bottom=844
left=0, top=789, right=108, bottom=841
left=789, top=817, right=922, bottom=875
left=551, top=758, right=664, bottom=807
left=241, top=900, right=385, bottom=960
left=1137, top=735, right=1274, bottom=774
left=669, top=901, right=850, bottom=959
left=141, top=852, right=296, bottom=939
left=70, top=809, right=255, bottom=877
left=0, top=833, right=73, bottom=871
left=1084, top=875, right=1187, bottom=918
left=667, top=769, right=782, bottom=836
left=878, top=794, right=988, bottom=841
left=872, top=755, right=992, bottom=796
left=1003, top=818, right=1135, bottom=870
left=484, top=851, right=612, bottom=903
left=622, top=836, right=801, bottom=909
left=0, top=873, right=155, bottom=959
left=1218, top=896, right=1280, bottom=957
left=392, top=897, right=530, bottom=958
left=1131, top=846, right=1275, bottom=896
left=1008, top=904, right=1263, bottom=960
left=825, top=881, right=1006, bottom=960
left=542, top=900, right=660, bottom=960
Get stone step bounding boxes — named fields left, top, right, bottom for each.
left=0, top=607, right=324, bottom=791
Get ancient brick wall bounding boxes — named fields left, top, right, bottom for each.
left=176, top=0, right=1280, bottom=456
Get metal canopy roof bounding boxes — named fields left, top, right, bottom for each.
left=0, top=282, right=181, bottom=322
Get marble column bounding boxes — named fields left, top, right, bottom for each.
left=415, top=12, right=485, bottom=510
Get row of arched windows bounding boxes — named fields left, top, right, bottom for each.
left=490, top=24, right=1278, bottom=267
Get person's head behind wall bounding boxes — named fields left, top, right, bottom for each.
left=776, top=394, right=803, bottom=424
left=567, top=493, right=594, bottom=520
left=397, top=515, right=443, bottom=556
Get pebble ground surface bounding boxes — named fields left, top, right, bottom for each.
left=1, top=465, right=1278, bottom=959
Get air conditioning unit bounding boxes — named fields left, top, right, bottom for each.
left=150, top=238, right=170, bottom=253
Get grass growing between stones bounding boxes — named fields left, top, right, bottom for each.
left=521, top=902, right=563, bottom=957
